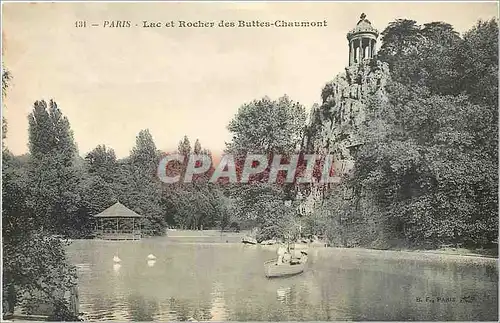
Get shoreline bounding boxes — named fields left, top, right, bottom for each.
left=332, top=246, right=498, bottom=261
left=169, top=229, right=498, bottom=259
left=80, top=229, right=498, bottom=260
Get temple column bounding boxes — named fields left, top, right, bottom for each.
left=372, top=39, right=376, bottom=57
left=349, top=40, right=353, bottom=65
left=354, top=42, right=358, bottom=63
left=368, top=39, right=372, bottom=58
left=358, top=38, right=363, bottom=62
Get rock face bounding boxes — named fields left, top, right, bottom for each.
left=304, top=59, right=390, bottom=176
left=296, top=60, right=391, bottom=247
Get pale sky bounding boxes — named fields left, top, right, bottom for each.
left=2, top=2, right=498, bottom=158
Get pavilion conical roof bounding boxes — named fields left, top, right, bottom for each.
left=93, top=202, right=142, bottom=218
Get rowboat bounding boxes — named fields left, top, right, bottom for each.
left=242, top=236, right=258, bottom=245
left=264, top=255, right=308, bottom=278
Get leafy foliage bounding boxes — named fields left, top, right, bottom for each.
left=225, top=95, right=308, bottom=240
left=2, top=66, right=11, bottom=142
left=3, top=99, right=80, bottom=319
left=348, top=18, right=499, bottom=248
left=161, top=138, right=229, bottom=230
left=227, top=95, right=306, bottom=154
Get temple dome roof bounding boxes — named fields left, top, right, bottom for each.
left=347, top=13, right=379, bottom=40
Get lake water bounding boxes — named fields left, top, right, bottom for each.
left=67, top=234, right=498, bottom=321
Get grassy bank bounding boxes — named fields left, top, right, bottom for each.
left=407, top=247, right=498, bottom=258
left=164, top=230, right=497, bottom=259
left=165, top=229, right=248, bottom=243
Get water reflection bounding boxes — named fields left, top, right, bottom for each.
left=67, top=239, right=498, bottom=321
left=210, top=282, right=228, bottom=321
left=112, top=263, right=121, bottom=273
left=276, top=287, right=291, bottom=304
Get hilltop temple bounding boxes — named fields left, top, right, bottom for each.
left=299, top=14, right=390, bottom=218
left=347, top=13, right=380, bottom=66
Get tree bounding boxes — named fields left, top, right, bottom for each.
left=85, top=145, right=117, bottom=183
left=330, top=18, right=499, bottom=249
left=454, top=19, right=499, bottom=108
left=194, top=139, right=202, bottom=154
left=130, top=129, right=159, bottom=173
left=2, top=72, right=79, bottom=320
left=2, top=66, right=11, bottom=143
left=161, top=137, right=222, bottom=230
left=224, top=95, right=307, bottom=240
left=378, top=20, right=461, bottom=94
left=178, top=135, right=191, bottom=155
left=118, top=129, right=165, bottom=235
left=77, top=175, right=117, bottom=236
left=226, top=95, right=306, bottom=155
left=26, top=100, right=81, bottom=236
left=352, top=82, right=497, bottom=247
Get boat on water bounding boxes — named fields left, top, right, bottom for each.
left=260, top=239, right=278, bottom=245
left=242, top=236, right=258, bottom=245
left=264, top=254, right=308, bottom=278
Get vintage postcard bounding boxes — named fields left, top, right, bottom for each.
left=1, top=1, right=498, bottom=322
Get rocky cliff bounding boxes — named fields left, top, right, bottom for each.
left=304, top=59, right=390, bottom=176
left=297, top=60, right=391, bottom=247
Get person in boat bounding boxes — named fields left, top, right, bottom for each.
left=277, top=245, right=286, bottom=264
left=277, top=244, right=295, bottom=264
left=283, top=251, right=292, bottom=264
left=290, top=249, right=302, bottom=264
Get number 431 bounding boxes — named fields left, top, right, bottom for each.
left=75, top=21, right=87, bottom=28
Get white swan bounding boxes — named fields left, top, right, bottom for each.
left=113, top=256, right=121, bottom=263
left=147, top=254, right=156, bottom=260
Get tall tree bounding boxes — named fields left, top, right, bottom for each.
left=2, top=66, right=11, bottom=144
left=178, top=135, right=191, bottom=155
left=27, top=100, right=81, bottom=236
left=118, top=129, right=165, bottom=235
left=226, top=95, right=306, bottom=155
left=378, top=20, right=461, bottom=94
left=161, top=137, right=221, bottom=230
left=225, top=95, right=307, bottom=240
left=194, top=139, right=202, bottom=154
left=454, top=19, right=499, bottom=108
left=2, top=72, right=79, bottom=320
left=130, top=129, right=158, bottom=173
left=85, top=145, right=118, bottom=183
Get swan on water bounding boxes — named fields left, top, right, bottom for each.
left=147, top=254, right=156, bottom=260
left=113, top=256, right=121, bottom=263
